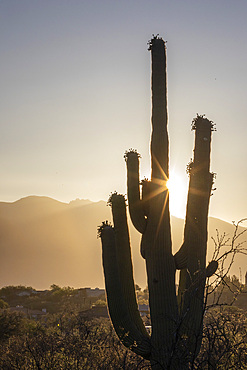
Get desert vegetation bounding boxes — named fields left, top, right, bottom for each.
left=0, top=234, right=246, bottom=369
left=0, top=282, right=246, bottom=369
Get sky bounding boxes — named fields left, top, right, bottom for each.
left=0, top=0, right=247, bottom=223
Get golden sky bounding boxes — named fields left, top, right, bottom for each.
left=1, top=0, right=247, bottom=223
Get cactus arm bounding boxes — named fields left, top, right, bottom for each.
left=99, top=222, right=151, bottom=358
left=180, top=116, right=214, bottom=294
left=141, top=179, right=151, bottom=217
left=100, top=224, right=138, bottom=347
left=140, top=179, right=151, bottom=257
left=175, top=117, right=215, bottom=272
left=110, top=193, right=150, bottom=339
left=125, top=151, right=147, bottom=234
left=177, top=116, right=215, bottom=360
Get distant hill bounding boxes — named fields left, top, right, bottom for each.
left=0, top=196, right=246, bottom=289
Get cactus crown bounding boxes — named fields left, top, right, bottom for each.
left=107, top=192, right=126, bottom=207
left=191, top=114, right=216, bottom=131
left=147, top=34, right=166, bottom=51
left=97, top=220, right=113, bottom=238
left=124, top=149, right=141, bottom=162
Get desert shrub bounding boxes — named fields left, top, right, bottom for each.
left=195, top=307, right=247, bottom=369
left=0, top=313, right=150, bottom=369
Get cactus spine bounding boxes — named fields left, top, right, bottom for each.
left=98, top=36, right=216, bottom=369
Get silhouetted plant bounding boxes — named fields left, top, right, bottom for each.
left=98, top=35, right=218, bottom=368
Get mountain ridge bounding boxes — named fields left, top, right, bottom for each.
left=0, top=196, right=246, bottom=289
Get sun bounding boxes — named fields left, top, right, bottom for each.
left=141, top=167, right=188, bottom=219
left=167, top=171, right=188, bottom=219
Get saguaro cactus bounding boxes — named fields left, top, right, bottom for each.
left=98, top=36, right=217, bottom=369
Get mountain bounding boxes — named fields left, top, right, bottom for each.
left=0, top=196, right=246, bottom=289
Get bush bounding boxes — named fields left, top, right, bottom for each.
left=0, top=313, right=150, bottom=369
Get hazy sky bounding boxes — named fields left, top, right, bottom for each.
left=1, top=0, right=247, bottom=223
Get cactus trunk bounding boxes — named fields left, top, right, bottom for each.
left=98, top=36, right=216, bottom=369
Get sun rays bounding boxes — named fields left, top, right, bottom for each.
left=141, top=162, right=187, bottom=220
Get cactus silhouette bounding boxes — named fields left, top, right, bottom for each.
left=98, top=36, right=217, bottom=369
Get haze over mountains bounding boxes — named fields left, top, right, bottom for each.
left=0, top=196, right=246, bottom=290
